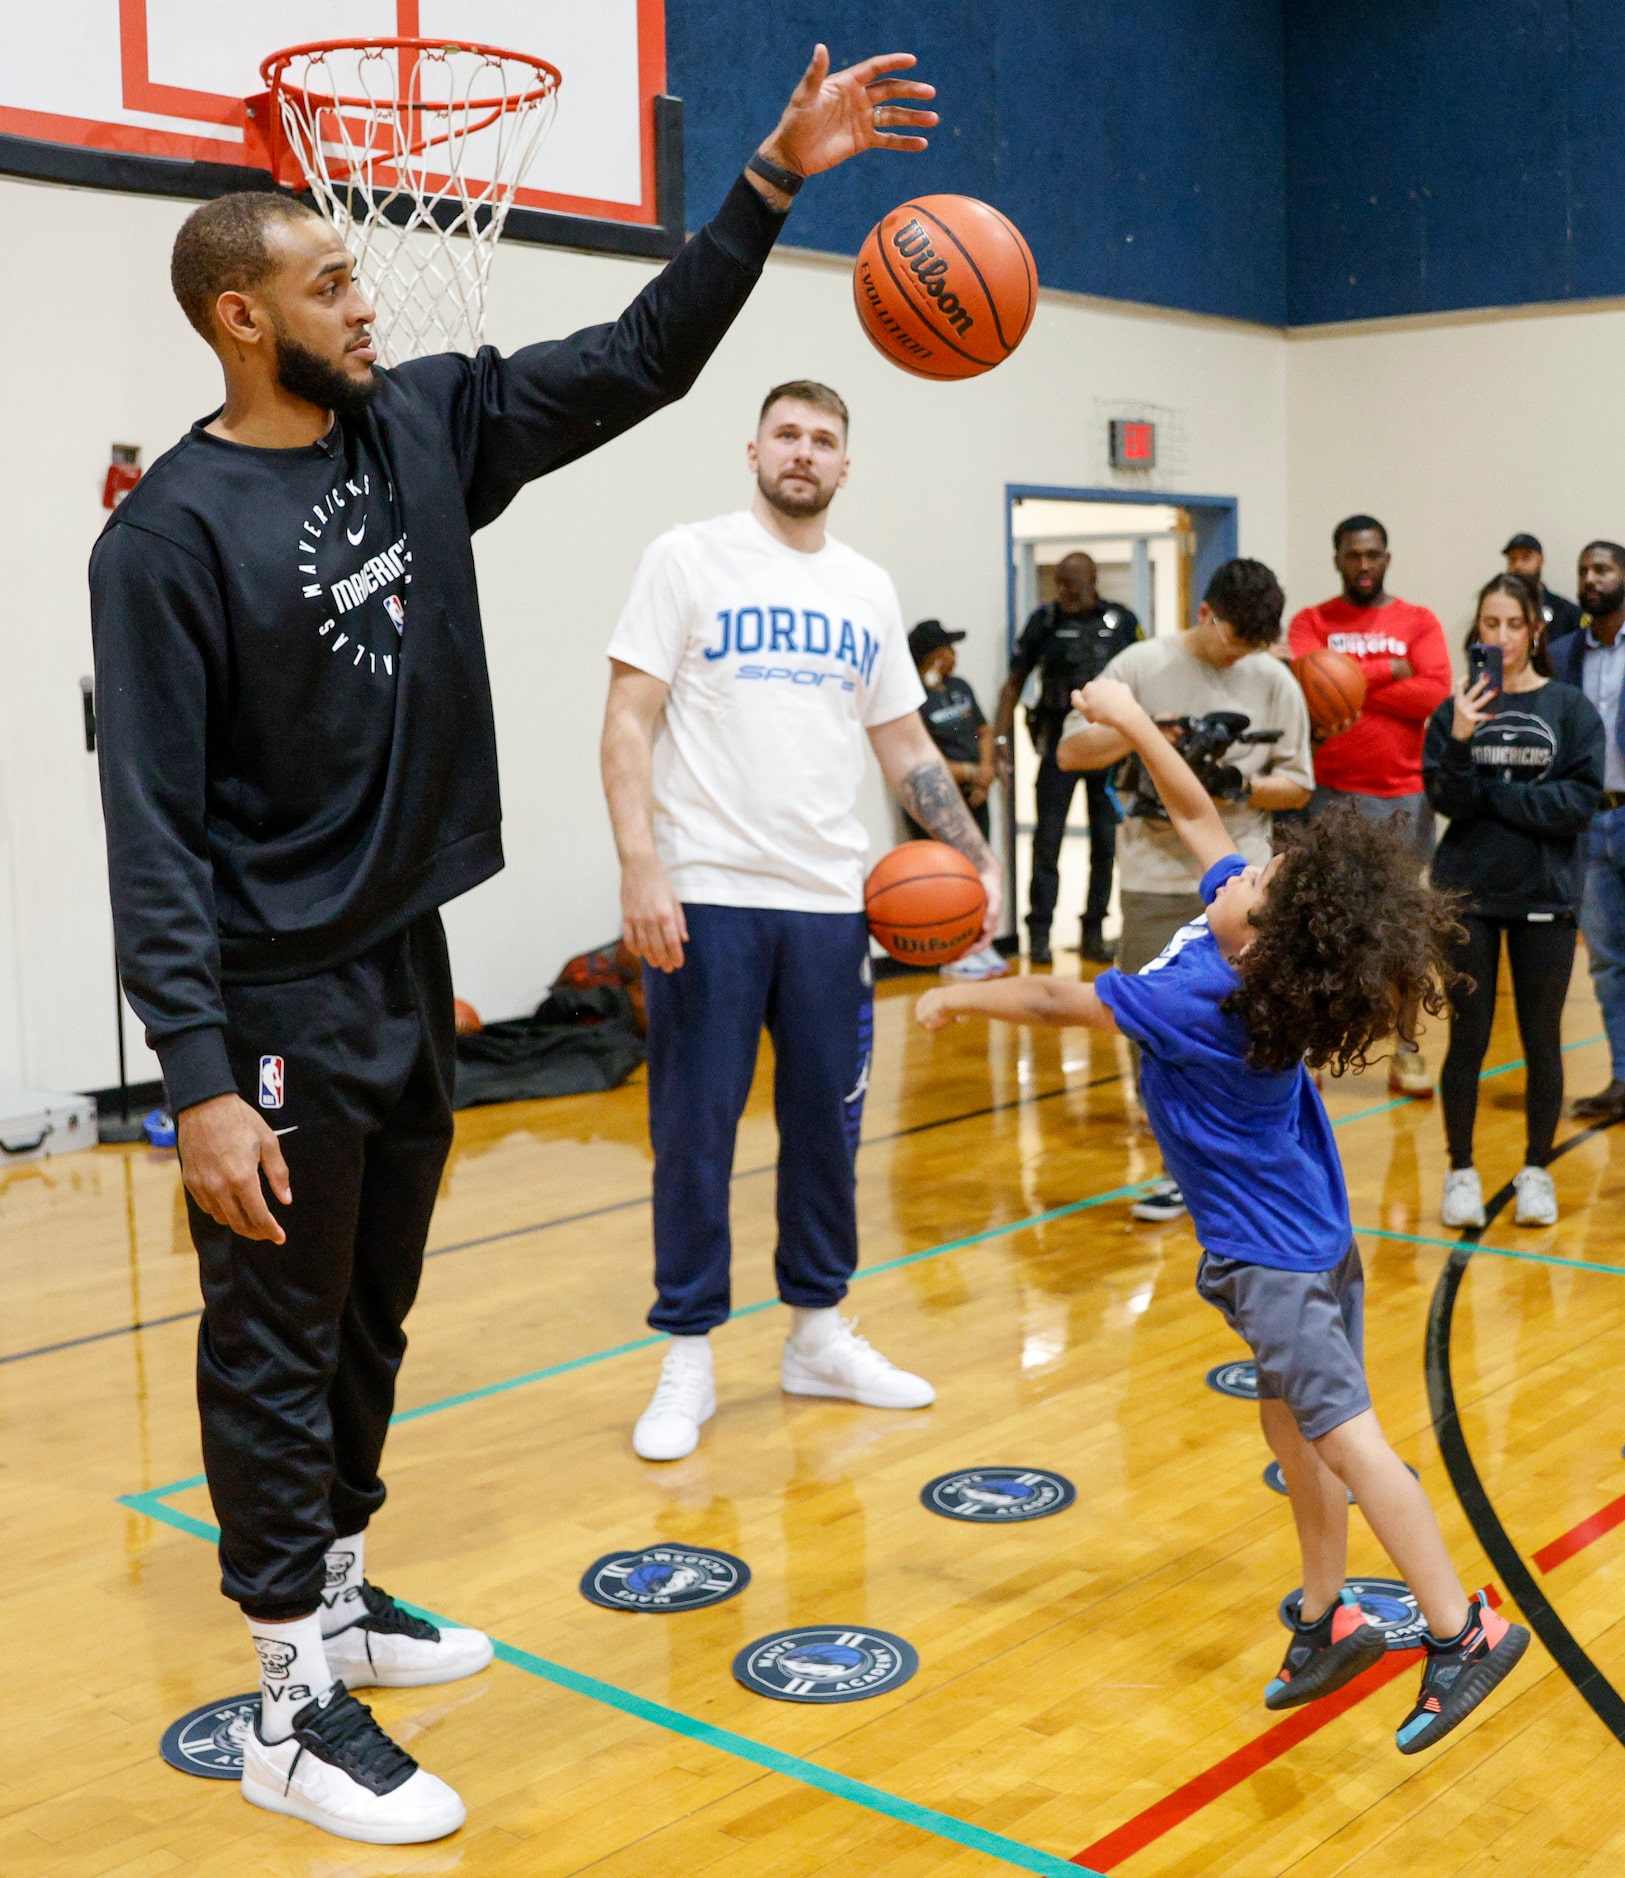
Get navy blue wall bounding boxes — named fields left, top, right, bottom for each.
left=667, top=1, right=1288, bottom=326
left=1286, top=1, right=1625, bottom=325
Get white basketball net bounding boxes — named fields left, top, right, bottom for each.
left=266, top=40, right=561, bottom=363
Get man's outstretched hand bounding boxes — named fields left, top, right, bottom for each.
left=756, top=45, right=936, bottom=189
left=177, top=1092, right=292, bottom=1245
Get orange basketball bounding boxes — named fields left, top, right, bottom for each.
left=865, top=841, right=987, bottom=965
left=1292, top=648, right=1367, bottom=735
left=853, top=194, right=1037, bottom=380
left=453, top=997, right=483, bottom=1036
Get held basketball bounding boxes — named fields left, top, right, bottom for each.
left=1292, top=648, right=1367, bottom=734
left=853, top=195, right=1037, bottom=380
left=865, top=841, right=987, bottom=965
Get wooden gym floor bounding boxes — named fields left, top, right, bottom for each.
left=4, top=948, right=1625, bottom=1876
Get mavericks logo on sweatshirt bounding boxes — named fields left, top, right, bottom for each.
left=294, top=471, right=412, bottom=681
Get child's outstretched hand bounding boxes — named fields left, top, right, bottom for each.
left=1072, top=676, right=1145, bottom=737
left=915, top=987, right=960, bottom=1031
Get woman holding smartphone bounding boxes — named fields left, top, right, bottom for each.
left=1423, top=574, right=1604, bottom=1227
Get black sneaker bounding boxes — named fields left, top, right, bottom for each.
left=1572, top=1079, right=1625, bottom=1122
left=1395, top=1591, right=1529, bottom=1754
left=1080, top=923, right=1115, bottom=965
left=1130, top=1177, right=1186, bottom=1222
left=1029, top=933, right=1053, bottom=966
left=1265, top=1588, right=1388, bottom=1710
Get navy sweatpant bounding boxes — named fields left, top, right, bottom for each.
left=643, top=904, right=874, bottom=1335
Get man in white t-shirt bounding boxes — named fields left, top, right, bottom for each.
left=602, top=380, right=1002, bottom=1460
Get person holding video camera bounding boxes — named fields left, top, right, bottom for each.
left=1057, top=559, right=1313, bottom=1220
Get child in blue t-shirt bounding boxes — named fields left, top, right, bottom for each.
left=917, top=675, right=1529, bottom=1755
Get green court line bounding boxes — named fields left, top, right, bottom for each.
left=1357, top=1223, right=1625, bottom=1279
left=117, top=1491, right=1098, bottom=1876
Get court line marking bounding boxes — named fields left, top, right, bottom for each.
left=1357, top=1225, right=1625, bottom=1280
left=1534, top=1493, right=1625, bottom=1574
left=117, top=1490, right=1098, bottom=1878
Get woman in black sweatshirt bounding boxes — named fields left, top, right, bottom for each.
left=1424, top=573, right=1604, bottom=1228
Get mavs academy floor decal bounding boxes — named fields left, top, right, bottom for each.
left=733, top=1627, right=919, bottom=1703
left=160, top=1694, right=261, bottom=1779
left=920, top=1467, right=1076, bottom=1522
left=580, top=1545, right=750, bottom=1613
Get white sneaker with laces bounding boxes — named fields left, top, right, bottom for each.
left=781, top=1316, right=935, bottom=1408
left=324, top=1585, right=493, bottom=1689
left=241, top=1682, right=465, bottom=1845
left=1441, top=1168, right=1486, bottom=1229
left=1512, top=1165, right=1558, bottom=1226
left=632, top=1339, right=716, bottom=1461
left=941, top=945, right=1009, bottom=981
left=1130, top=1177, right=1186, bottom=1222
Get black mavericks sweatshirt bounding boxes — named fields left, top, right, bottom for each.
left=1422, top=678, right=1605, bottom=918
left=91, top=176, right=783, bottom=1114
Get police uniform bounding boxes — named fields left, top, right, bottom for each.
left=1010, top=597, right=1141, bottom=945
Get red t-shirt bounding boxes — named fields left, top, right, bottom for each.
left=1287, top=597, right=1452, bottom=797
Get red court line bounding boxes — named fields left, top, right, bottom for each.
left=1534, top=1489, right=1625, bottom=1574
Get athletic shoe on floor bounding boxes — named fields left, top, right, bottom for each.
left=1028, top=935, right=1053, bottom=967
left=1265, top=1587, right=1388, bottom=1711
left=1080, top=923, right=1115, bottom=965
left=1512, top=1165, right=1558, bottom=1226
left=632, top=1339, right=716, bottom=1461
left=781, top=1316, right=935, bottom=1408
left=1130, top=1177, right=1186, bottom=1222
left=941, top=945, right=1009, bottom=981
left=1441, top=1168, right=1486, bottom=1229
left=1388, top=1049, right=1434, bottom=1098
left=325, top=1584, right=493, bottom=1689
left=1572, top=1078, right=1625, bottom=1122
left=241, top=1682, right=466, bottom=1845
left=1395, top=1592, right=1529, bottom=1754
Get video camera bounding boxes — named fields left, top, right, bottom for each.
left=1116, top=711, right=1283, bottom=820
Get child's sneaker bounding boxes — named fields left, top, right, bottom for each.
left=1395, top=1591, right=1529, bottom=1754
left=1265, top=1586, right=1388, bottom=1710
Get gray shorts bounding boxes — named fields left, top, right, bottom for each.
left=1196, top=1242, right=1370, bottom=1441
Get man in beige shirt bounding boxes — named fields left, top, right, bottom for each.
left=1058, top=557, right=1312, bottom=1219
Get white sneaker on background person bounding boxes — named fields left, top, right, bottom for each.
left=1441, top=1168, right=1486, bottom=1229
left=1512, top=1165, right=1558, bottom=1227
left=1130, top=1177, right=1186, bottom=1222
left=632, top=1336, right=716, bottom=1461
left=941, top=945, right=1009, bottom=981
left=324, top=1587, right=493, bottom=1689
left=240, top=1683, right=466, bottom=1845
left=781, top=1310, right=935, bottom=1408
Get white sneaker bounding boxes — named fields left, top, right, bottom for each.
left=1512, top=1165, right=1558, bottom=1227
left=240, top=1683, right=465, bottom=1845
left=781, top=1316, right=935, bottom=1408
left=1441, top=1168, right=1486, bottom=1229
left=1130, top=1177, right=1186, bottom=1222
left=632, top=1339, right=716, bottom=1461
left=941, top=945, right=1009, bottom=981
left=325, top=1585, right=493, bottom=1689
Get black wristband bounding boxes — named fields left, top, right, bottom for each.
left=747, top=151, right=805, bottom=198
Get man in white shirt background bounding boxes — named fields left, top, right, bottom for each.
left=601, top=380, right=1002, bottom=1460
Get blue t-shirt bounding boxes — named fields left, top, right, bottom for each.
left=1094, top=854, right=1352, bottom=1272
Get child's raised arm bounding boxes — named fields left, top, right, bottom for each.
left=917, top=974, right=1118, bottom=1033
left=1073, top=677, right=1237, bottom=875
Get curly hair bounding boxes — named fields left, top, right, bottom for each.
left=1203, top=557, right=1284, bottom=648
left=1222, top=804, right=1462, bottom=1074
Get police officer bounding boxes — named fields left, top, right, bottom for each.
left=993, top=552, right=1140, bottom=963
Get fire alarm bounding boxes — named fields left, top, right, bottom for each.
left=1109, top=420, right=1156, bottom=470
left=103, top=444, right=142, bottom=510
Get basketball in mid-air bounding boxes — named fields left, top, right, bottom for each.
left=853, top=194, right=1036, bottom=380
left=1292, top=648, right=1367, bottom=734
left=865, top=842, right=987, bottom=965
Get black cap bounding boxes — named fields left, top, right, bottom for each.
left=1503, top=533, right=1542, bottom=555
left=909, top=618, right=965, bottom=660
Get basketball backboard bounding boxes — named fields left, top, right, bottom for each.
left=0, top=2, right=682, bottom=257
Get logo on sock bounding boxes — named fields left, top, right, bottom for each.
left=324, top=1550, right=356, bottom=1590
left=258, top=1055, right=284, bottom=1109
left=253, top=1637, right=296, bottom=1679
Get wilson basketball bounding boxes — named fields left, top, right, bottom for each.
left=853, top=194, right=1037, bottom=380
left=865, top=841, right=987, bottom=965
left=1292, top=648, right=1367, bottom=734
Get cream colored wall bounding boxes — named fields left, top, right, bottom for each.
left=0, top=171, right=1287, bottom=1093
left=1285, top=302, right=1625, bottom=647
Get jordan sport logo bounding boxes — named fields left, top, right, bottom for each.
left=733, top=1626, right=919, bottom=1703
left=258, top=1055, right=284, bottom=1110
left=920, top=1467, right=1077, bottom=1523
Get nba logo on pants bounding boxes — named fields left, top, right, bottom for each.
left=259, top=1055, right=284, bottom=1109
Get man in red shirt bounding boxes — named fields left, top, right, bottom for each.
left=1289, top=515, right=1452, bottom=1096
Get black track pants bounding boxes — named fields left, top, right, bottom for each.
left=1029, top=755, right=1116, bottom=935
left=1440, top=914, right=1576, bottom=1172
left=186, top=913, right=455, bottom=1620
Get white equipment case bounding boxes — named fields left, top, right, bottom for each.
left=0, top=1091, right=99, bottom=1164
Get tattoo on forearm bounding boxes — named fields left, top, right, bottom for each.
left=898, top=761, right=994, bottom=866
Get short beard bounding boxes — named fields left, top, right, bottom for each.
left=759, top=470, right=834, bottom=519
left=273, top=332, right=378, bottom=418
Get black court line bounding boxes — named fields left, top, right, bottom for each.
left=0, top=1067, right=1122, bottom=1370
left=1426, top=1115, right=1625, bottom=1744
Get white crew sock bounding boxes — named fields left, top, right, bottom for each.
left=669, top=1332, right=712, bottom=1363
left=790, top=1306, right=840, bottom=1350
left=246, top=1609, right=334, bottom=1743
left=320, top=1531, right=366, bottom=1638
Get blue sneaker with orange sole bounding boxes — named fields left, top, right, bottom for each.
left=1395, top=1590, right=1529, bottom=1753
left=1265, top=1586, right=1388, bottom=1710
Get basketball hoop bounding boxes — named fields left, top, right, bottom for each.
left=253, top=39, right=562, bottom=363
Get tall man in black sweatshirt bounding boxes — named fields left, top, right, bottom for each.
left=90, top=46, right=937, bottom=1847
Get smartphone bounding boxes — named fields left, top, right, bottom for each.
left=1467, top=642, right=1504, bottom=694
